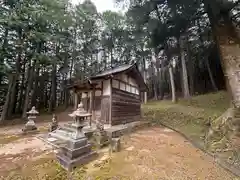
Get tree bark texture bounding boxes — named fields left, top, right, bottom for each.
left=0, top=74, right=15, bottom=121
left=179, top=37, right=190, bottom=99
left=22, top=61, right=35, bottom=119
left=204, top=1, right=240, bottom=136
left=169, top=65, right=176, bottom=103
left=205, top=57, right=218, bottom=91
left=206, top=5, right=240, bottom=107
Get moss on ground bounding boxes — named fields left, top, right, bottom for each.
left=3, top=155, right=89, bottom=180
left=0, top=127, right=49, bottom=146
left=0, top=135, right=24, bottom=146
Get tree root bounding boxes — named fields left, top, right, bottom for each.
left=205, top=108, right=239, bottom=152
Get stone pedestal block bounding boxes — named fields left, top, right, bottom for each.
left=57, top=151, right=97, bottom=171
left=111, top=138, right=121, bottom=152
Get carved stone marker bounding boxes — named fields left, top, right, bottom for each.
left=49, top=114, right=58, bottom=132
left=93, top=121, right=109, bottom=148
left=22, top=106, right=39, bottom=133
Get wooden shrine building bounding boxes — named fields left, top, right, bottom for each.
left=68, top=63, right=147, bottom=126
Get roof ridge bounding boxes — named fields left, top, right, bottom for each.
left=90, top=63, right=133, bottom=79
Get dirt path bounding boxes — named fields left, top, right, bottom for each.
left=0, top=126, right=238, bottom=179
left=0, top=137, right=53, bottom=177
left=89, top=127, right=237, bottom=180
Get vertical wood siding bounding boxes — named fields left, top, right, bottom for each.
left=100, top=96, right=110, bottom=124
left=111, top=88, right=141, bottom=125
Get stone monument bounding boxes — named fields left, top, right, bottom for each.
left=47, top=102, right=97, bottom=171
left=22, top=106, right=39, bottom=134
left=49, top=114, right=58, bottom=132
left=110, top=138, right=121, bottom=152
left=93, top=121, right=109, bottom=148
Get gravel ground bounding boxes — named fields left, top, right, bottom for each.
left=0, top=125, right=238, bottom=179
left=89, top=127, right=238, bottom=180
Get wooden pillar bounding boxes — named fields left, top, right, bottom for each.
left=143, top=70, right=148, bottom=104
left=144, top=91, right=147, bottom=104
left=89, top=91, right=92, bottom=113
left=86, top=92, right=89, bottom=112
left=74, top=91, right=78, bottom=109
left=92, top=86, right=96, bottom=122
left=88, top=90, right=93, bottom=127
left=109, top=79, right=112, bottom=126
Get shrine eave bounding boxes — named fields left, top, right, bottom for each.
left=67, top=79, right=100, bottom=92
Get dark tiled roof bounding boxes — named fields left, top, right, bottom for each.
left=91, top=64, right=133, bottom=79
left=67, top=63, right=148, bottom=91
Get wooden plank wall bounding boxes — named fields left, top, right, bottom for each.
left=82, top=96, right=102, bottom=119
left=94, top=96, right=102, bottom=120
left=100, top=96, right=110, bottom=124
left=111, top=88, right=141, bottom=125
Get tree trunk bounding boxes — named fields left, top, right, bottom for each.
left=70, top=28, right=76, bottom=79
left=179, top=37, right=190, bottom=99
left=0, top=74, right=15, bottom=122
left=7, top=75, right=18, bottom=117
left=0, top=28, right=8, bottom=83
left=17, top=55, right=27, bottom=114
left=31, top=63, right=40, bottom=107
left=8, top=30, right=23, bottom=117
left=186, top=41, right=195, bottom=95
left=22, top=61, right=35, bottom=119
left=31, top=43, right=42, bottom=108
left=205, top=3, right=238, bottom=106
left=64, top=84, right=69, bottom=109
left=151, top=63, right=158, bottom=100
left=205, top=57, right=218, bottom=91
left=157, top=67, right=161, bottom=99
left=49, top=62, right=57, bottom=112
left=169, top=65, right=176, bottom=103
left=49, top=44, right=58, bottom=112
left=203, top=1, right=240, bottom=144
left=143, top=57, right=147, bottom=104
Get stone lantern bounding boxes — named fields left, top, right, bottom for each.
left=39, top=102, right=96, bottom=171
left=68, top=102, right=90, bottom=139
left=22, top=106, right=39, bottom=133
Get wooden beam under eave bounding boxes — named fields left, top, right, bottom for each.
left=74, top=87, right=102, bottom=92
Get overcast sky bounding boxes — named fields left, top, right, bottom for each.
left=71, top=0, right=122, bottom=12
